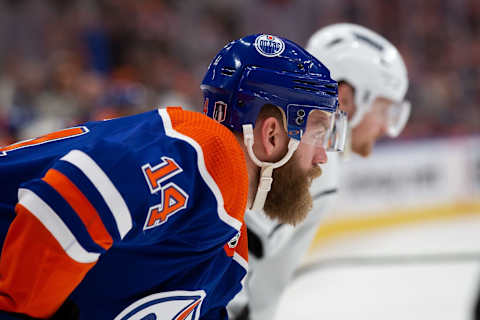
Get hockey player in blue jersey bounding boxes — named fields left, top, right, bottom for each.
left=0, top=34, right=347, bottom=319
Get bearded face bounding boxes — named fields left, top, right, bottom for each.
left=263, top=152, right=322, bottom=226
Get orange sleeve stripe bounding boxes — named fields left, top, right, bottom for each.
left=0, top=127, right=85, bottom=152
left=0, top=204, right=96, bottom=318
left=42, top=168, right=113, bottom=250
left=166, top=107, right=248, bottom=224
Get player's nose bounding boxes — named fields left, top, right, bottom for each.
left=313, top=146, right=328, bottom=165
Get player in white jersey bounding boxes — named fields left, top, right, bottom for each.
left=228, top=23, right=411, bottom=320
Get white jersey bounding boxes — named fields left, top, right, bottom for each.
left=228, top=152, right=341, bottom=320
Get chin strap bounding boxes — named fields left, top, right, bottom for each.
left=242, top=124, right=300, bottom=212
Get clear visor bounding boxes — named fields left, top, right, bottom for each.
left=296, top=108, right=348, bottom=152
left=386, top=100, right=411, bottom=138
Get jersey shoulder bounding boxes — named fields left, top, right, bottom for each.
left=160, top=107, right=248, bottom=229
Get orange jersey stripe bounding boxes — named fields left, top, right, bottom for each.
left=166, top=107, right=248, bottom=225
left=0, top=127, right=85, bottom=152
left=0, top=204, right=96, bottom=318
left=176, top=299, right=202, bottom=320
left=42, top=168, right=113, bottom=250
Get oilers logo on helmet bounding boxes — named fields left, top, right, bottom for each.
left=113, top=290, right=206, bottom=320
left=254, top=34, right=285, bottom=57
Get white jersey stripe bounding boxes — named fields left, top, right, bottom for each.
left=158, top=108, right=242, bottom=231
left=233, top=252, right=248, bottom=272
left=61, top=150, right=132, bottom=238
left=18, top=188, right=100, bottom=263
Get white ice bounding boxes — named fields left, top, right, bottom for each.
left=275, top=214, right=480, bottom=320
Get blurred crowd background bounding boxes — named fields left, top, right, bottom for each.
left=0, top=0, right=478, bottom=146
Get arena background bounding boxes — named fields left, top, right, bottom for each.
left=0, top=1, right=479, bottom=319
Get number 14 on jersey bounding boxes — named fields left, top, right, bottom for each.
left=141, top=157, right=189, bottom=230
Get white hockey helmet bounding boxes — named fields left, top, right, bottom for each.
left=306, top=23, right=410, bottom=137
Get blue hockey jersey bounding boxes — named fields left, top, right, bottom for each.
left=0, top=107, right=249, bottom=320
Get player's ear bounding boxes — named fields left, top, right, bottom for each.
left=257, top=116, right=289, bottom=162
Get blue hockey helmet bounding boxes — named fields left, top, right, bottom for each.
left=201, top=34, right=347, bottom=151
